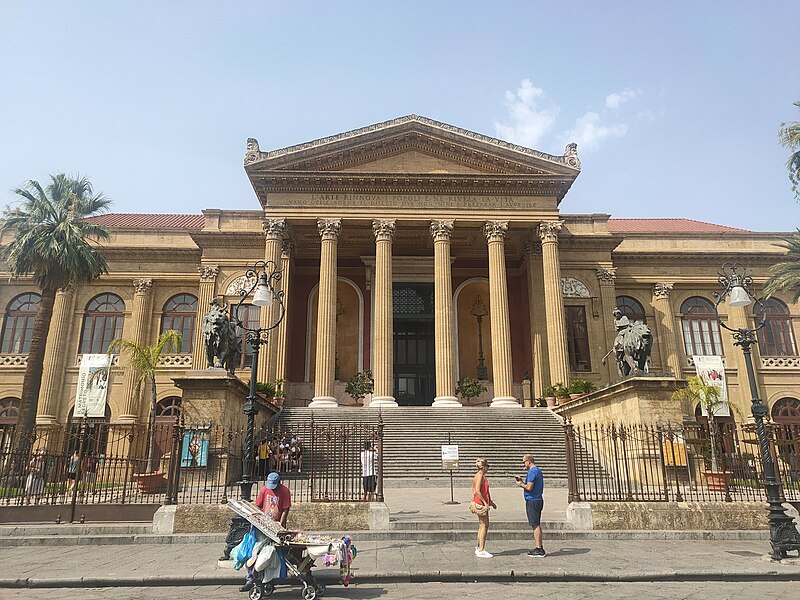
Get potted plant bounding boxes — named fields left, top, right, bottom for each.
left=569, top=379, right=596, bottom=399
left=555, top=382, right=571, bottom=405
left=456, top=377, right=488, bottom=406
left=672, top=376, right=736, bottom=492
left=345, top=370, right=374, bottom=405
left=542, top=385, right=558, bottom=408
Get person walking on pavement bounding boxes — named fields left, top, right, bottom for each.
left=516, top=453, right=545, bottom=557
left=472, top=458, right=496, bottom=558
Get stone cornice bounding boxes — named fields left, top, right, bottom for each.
left=245, top=115, right=581, bottom=173
left=189, top=232, right=267, bottom=250
left=613, top=252, right=783, bottom=263
left=98, top=247, right=202, bottom=261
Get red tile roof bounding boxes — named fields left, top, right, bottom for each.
left=607, top=218, right=748, bottom=234
left=84, top=213, right=205, bottom=229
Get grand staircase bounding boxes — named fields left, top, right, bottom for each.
left=274, top=407, right=568, bottom=484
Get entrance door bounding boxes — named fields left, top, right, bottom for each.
left=393, top=284, right=435, bottom=406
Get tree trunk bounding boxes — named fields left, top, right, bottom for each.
left=14, top=287, right=57, bottom=456
left=145, top=378, right=158, bottom=473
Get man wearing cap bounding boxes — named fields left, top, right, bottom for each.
left=256, top=471, right=292, bottom=527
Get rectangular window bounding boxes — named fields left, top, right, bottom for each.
left=565, top=305, right=591, bottom=372
left=234, top=305, right=261, bottom=369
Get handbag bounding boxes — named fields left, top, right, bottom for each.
left=469, top=500, right=490, bottom=516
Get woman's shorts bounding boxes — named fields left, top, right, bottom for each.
left=362, top=475, right=377, bottom=493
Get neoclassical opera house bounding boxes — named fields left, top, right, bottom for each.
left=1, top=116, right=799, bottom=427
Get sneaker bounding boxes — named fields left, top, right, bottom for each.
left=476, top=550, right=493, bottom=558
left=531, top=547, right=546, bottom=557
left=239, top=581, right=254, bottom=592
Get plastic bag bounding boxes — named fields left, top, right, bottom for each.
left=232, top=528, right=257, bottom=570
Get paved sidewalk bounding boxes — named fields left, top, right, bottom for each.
left=1, top=538, right=798, bottom=588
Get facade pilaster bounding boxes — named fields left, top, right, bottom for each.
left=119, top=278, right=154, bottom=422
left=483, top=221, right=519, bottom=407
left=274, top=239, right=293, bottom=383
left=596, top=268, right=618, bottom=382
left=431, top=220, right=460, bottom=407
left=37, top=288, right=76, bottom=423
left=193, top=265, right=219, bottom=368
left=260, top=218, right=286, bottom=382
left=310, top=219, right=341, bottom=408
left=726, top=304, right=755, bottom=412
left=524, top=242, right=547, bottom=398
left=539, top=221, right=570, bottom=387
left=652, top=282, right=682, bottom=377
left=371, top=219, right=398, bottom=408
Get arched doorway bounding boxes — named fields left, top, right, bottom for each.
left=0, top=397, right=20, bottom=453
left=772, top=398, right=800, bottom=483
left=153, top=396, right=182, bottom=460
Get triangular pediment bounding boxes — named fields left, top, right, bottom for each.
left=244, top=115, right=581, bottom=177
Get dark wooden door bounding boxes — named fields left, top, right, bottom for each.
left=393, top=284, right=436, bottom=406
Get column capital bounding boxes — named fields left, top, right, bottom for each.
left=56, top=285, right=76, bottom=297
left=262, top=217, right=287, bottom=240
left=483, top=220, right=508, bottom=242
left=372, top=219, right=396, bottom=242
left=132, top=278, right=153, bottom=295
left=653, top=282, right=675, bottom=300
left=538, top=220, right=564, bottom=243
left=281, top=238, right=294, bottom=259
left=198, top=264, right=219, bottom=282
left=596, top=267, right=617, bottom=285
left=430, top=219, right=454, bottom=242
left=523, top=240, right=542, bottom=259
left=317, top=218, right=342, bottom=241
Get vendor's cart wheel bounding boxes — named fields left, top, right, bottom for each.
left=263, top=582, right=274, bottom=597
left=248, top=584, right=264, bottom=600
left=315, top=583, right=325, bottom=596
left=301, top=583, right=317, bottom=600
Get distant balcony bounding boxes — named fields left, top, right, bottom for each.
left=760, top=355, right=800, bottom=369
left=157, top=354, right=193, bottom=368
left=0, top=354, right=27, bottom=367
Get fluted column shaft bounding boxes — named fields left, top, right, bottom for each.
left=524, top=242, right=547, bottom=398
left=310, top=219, right=341, bottom=408
left=371, top=220, right=398, bottom=407
left=275, top=240, right=293, bottom=383
left=484, top=221, right=518, bottom=407
left=37, top=288, right=76, bottom=423
left=194, top=266, right=219, bottom=368
left=652, top=283, right=682, bottom=377
left=120, top=279, right=154, bottom=422
left=260, top=218, right=286, bottom=382
left=431, top=220, right=460, bottom=407
left=597, top=268, right=618, bottom=382
left=539, top=221, right=570, bottom=387
left=726, top=304, right=755, bottom=412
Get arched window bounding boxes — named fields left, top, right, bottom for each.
left=772, top=397, right=800, bottom=423
left=681, top=297, right=723, bottom=356
left=1, top=293, right=40, bottom=353
left=616, top=296, right=646, bottom=323
left=80, top=294, right=125, bottom=354
left=155, top=396, right=182, bottom=417
left=757, top=299, right=797, bottom=357
left=161, top=294, right=197, bottom=353
left=0, top=397, right=20, bottom=425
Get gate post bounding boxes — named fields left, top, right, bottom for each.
left=564, top=419, right=580, bottom=502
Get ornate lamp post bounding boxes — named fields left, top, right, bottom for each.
left=713, top=262, right=800, bottom=560
left=221, top=260, right=285, bottom=560
left=471, top=295, right=488, bottom=380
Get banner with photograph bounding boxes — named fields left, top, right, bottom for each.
left=181, top=429, right=209, bottom=468
left=75, top=354, right=112, bottom=418
left=693, top=355, right=730, bottom=417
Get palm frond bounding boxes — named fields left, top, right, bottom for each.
left=764, top=230, right=800, bottom=301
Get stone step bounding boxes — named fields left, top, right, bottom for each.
left=0, top=523, right=152, bottom=537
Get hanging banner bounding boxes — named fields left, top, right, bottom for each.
left=692, top=355, right=730, bottom=417
left=75, top=354, right=112, bottom=418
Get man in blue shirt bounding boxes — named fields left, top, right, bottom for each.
left=515, top=453, right=545, bottom=557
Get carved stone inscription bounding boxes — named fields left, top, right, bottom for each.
left=274, top=193, right=541, bottom=210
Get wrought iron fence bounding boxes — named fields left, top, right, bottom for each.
left=565, top=420, right=800, bottom=503
left=0, top=414, right=382, bottom=517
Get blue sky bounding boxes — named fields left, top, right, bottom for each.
left=1, top=1, right=798, bottom=231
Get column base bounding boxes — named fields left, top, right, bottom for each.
left=490, top=396, right=521, bottom=408
left=432, top=396, right=462, bottom=407
left=116, top=415, right=139, bottom=424
left=35, top=416, right=58, bottom=425
left=309, top=396, right=339, bottom=408
left=369, top=396, right=398, bottom=408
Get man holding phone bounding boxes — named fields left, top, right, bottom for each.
left=515, top=454, right=545, bottom=557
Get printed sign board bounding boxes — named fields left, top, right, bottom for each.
left=441, top=444, right=459, bottom=470
left=75, top=354, right=112, bottom=418
left=693, top=355, right=730, bottom=417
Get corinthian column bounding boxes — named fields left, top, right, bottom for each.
left=652, top=282, right=682, bottom=377
left=310, top=219, right=341, bottom=408
left=119, top=278, right=154, bottom=422
left=193, top=265, right=219, bottom=368
left=431, top=220, right=460, bottom=407
left=371, top=219, right=398, bottom=408
left=524, top=242, right=547, bottom=399
left=597, top=268, right=618, bottom=382
left=483, top=221, right=519, bottom=407
left=274, top=239, right=293, bottom=383
left=261, top=218, right=286, bottom=382
left=539, top=221, right=570, bottom=387
left=37, top=288, right=76, bottom=423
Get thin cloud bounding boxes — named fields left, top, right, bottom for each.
left=559, top=112, right=628, bottom=152
left=493, top=79, right=559, bottom=147
left=605, top=88, right=641, bottom=111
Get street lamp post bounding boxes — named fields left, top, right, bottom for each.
left=471, top=295, right=488, bottom=380
left=220, top=260, right=285, bottom=560
left=714, top=262, right=800, bottom=560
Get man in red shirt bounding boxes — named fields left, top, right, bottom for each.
left=255, top=471, right=291, bottom=527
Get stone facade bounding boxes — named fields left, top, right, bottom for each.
left=0, top=115, right=796, bottom=425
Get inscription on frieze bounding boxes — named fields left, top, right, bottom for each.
left=276, top=193, right=539, bottom=209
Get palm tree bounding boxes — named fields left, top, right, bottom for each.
left=672, top=376, right=728, bottom=472
left=0, top=174, right=110, bottom=454
left=109, top=330, right=182, bottom=473
left=780, top=100, right=800, bottom=201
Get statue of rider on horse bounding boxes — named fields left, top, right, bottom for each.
left=602, top=307, right=653, bottom=378
left=201, top=298, right=241, bottom=376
